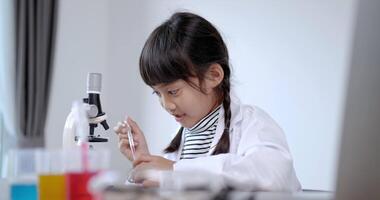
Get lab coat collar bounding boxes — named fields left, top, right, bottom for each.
left=173, top=90, right=244, bottom=160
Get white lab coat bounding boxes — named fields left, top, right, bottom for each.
left=164, top=92, right=302, bottom=192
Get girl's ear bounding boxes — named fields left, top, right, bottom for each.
left=204, top=63, right=224, bottom=92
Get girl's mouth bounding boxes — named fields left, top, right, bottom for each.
left=174, top=114, right=185, bottom=122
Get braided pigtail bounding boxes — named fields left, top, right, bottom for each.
left=164, top=127, right=183, bottom=153
left=212, top=75, right=231, bottom=155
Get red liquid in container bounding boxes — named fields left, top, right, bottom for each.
left=66, top=172, right=98, bottom=200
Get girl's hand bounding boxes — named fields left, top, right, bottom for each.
left=130, top=155, right=174, bottom=187
left=113, top=116, right=150, bottom=161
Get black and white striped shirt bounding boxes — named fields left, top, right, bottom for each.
left=180, top=105, right=222, bottom=160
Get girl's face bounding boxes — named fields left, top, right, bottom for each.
left=152, top=77, right=220, bottom=128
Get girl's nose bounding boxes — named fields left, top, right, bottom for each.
left=161, top=96, right=176, bottom=112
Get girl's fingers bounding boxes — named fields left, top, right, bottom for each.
left=118, top=139, right=128, bottom=149
left=118, top=135, right=139, bottom=144
left=113, top=121, right=127, bottom=134
left=132, top=162, right=151, bottom=183
left=127, top=117, right=137, bottom=128
left=115, top=117, right=140, bottom=135
left=142, top=180, right=159, bottom=188
left=132, top=162, right=160, bottom=187
left=126, top=118, right=143, bottom=136
left=118, top=134, right=128, bottom=141
left=112, top=122, right=122, bottom=132
left=117, top=128, right=128, bottom=135
left=118, top=137, right=139, bottom=147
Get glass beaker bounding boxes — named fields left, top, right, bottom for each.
left=64, top=147, right=110, bottom=200
left=36, top=149, right=66, bottom=200
left=7, top=149, right=39, bottom=200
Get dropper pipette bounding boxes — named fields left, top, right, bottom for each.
left=123, top=120, right=136, bottom=161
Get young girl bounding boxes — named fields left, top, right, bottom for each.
left=114, top=12, right=301, bottom=191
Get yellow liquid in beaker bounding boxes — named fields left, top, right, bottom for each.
left=38, top=174, right=66, bottom=200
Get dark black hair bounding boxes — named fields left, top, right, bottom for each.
left=139, top=12, right=232, bottom=155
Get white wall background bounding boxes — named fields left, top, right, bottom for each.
left=45, top=0, right=356, bottom=191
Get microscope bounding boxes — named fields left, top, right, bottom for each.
left=63, top=73, right=109, bottom=149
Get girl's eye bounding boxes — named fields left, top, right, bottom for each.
left=152, top=91, right=161, bottom=97
left=168, top=89, right=179, bottom=95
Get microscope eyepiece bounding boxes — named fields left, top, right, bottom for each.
left=87, top=73, right=102, bottom=94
